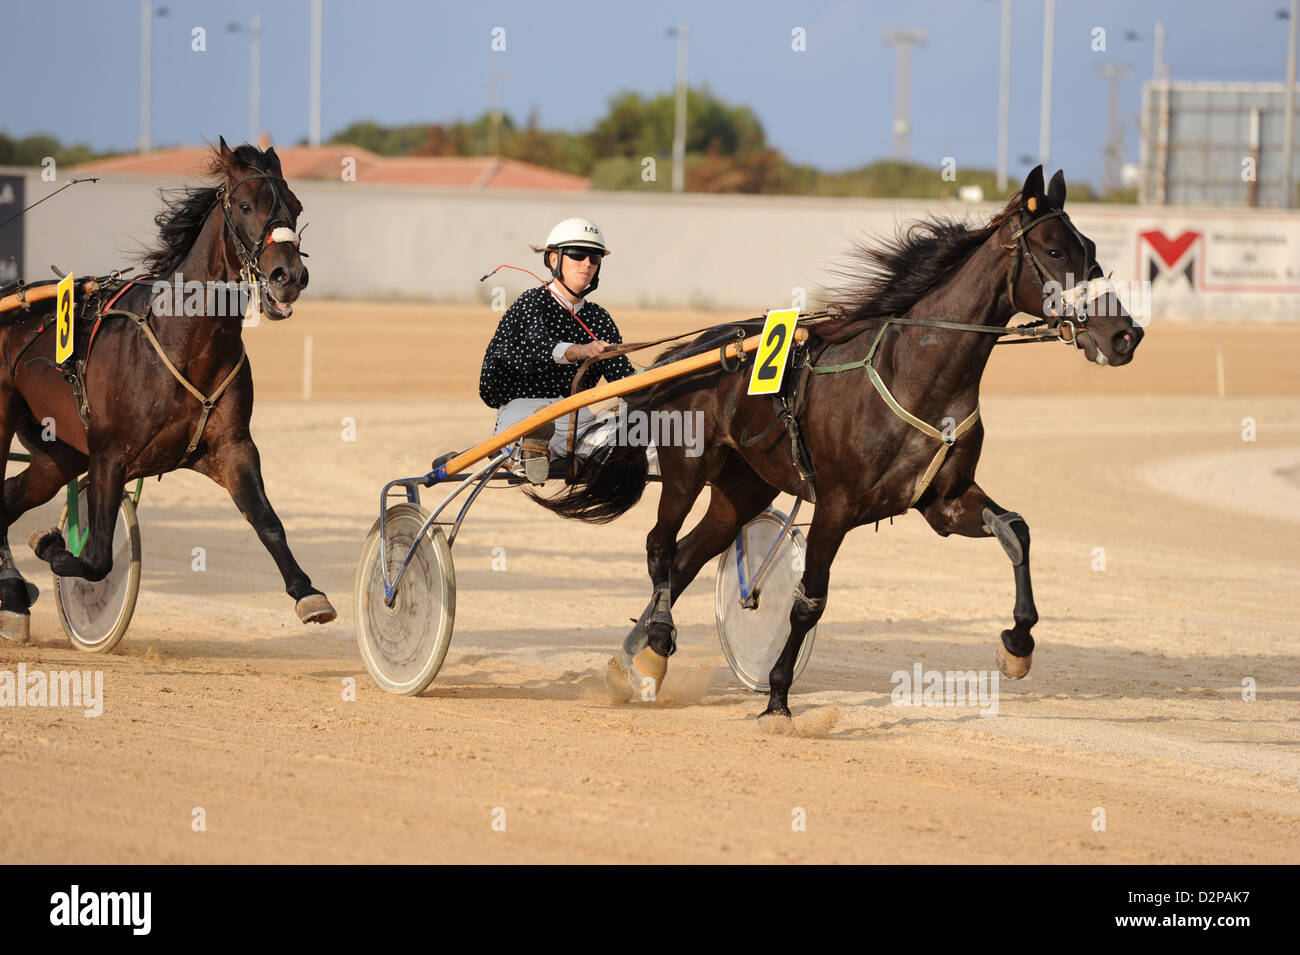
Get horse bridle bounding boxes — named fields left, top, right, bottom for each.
left=216, top=171, right=306, bottom=285
left=1005, top=203, right=1105, bottom=349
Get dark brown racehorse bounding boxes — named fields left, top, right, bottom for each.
left=0, top=137, right=335, bottom=643
left=536, top=166, right=1144, bottom=717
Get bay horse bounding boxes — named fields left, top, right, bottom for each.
left=537, top=166, right=1144, bottom=717
left=0, top=137, right=335, bottom=643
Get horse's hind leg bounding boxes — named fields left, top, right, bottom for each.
left=29, top=454, right=126, bottom=583
left=920, top=482, right=1037, bottom=678
left=621, top=457, right=777, bottom=672
left=7, top=423, right=88, bottom=517
left=0, top=430, right=87, bottom=629
left=622, top=450, right=714, bottom=700
left=668, top=456, right=778, bottom=603
left=0, top=397, right=32, bottom=641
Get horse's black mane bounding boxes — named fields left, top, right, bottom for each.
left=654, top=192, right=1025, bottom=362
left=142, top=143, right=275, bottom=276
left=818, top=193, right=1022, bottom=342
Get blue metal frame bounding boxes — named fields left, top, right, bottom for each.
left=734, top=500, right=802, bottom=607
left=378, top=445, right=516, bottom=602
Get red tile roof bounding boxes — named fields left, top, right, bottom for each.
left=72, top=144, right=589, bottom=191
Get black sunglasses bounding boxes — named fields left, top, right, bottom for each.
left=561, top=247, right=603, bottom=263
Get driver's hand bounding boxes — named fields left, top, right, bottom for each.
left=567, top=340, right=610, bottom=361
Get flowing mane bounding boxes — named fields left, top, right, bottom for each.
left=816, top=192, right=1022, bottom=343
left=142, top=143, right=276, bottom=276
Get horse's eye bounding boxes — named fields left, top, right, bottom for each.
left=1045, top=249, right=1062, bottom=259
left=239, top=202, right=252, bottom=214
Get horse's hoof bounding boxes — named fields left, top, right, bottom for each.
left=28, top=527, right=62, bottom=560
left=24, top=582, right=39, bottom=607
left=628, top=647, right=667, bottom=702
left=759, top=704, right=792, bottom=720
left=0, top=610, right=31, bottom=645
left=296, top=593, right=337, bottom=624
left=996, top=645, right=1032, bottom=679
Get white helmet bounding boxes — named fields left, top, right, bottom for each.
left=542, top=217, right=609, bottom=295
left=544, top=217, right=610, bottom=255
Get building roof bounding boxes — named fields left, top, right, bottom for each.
left=70, top=143, right=590, bottom=191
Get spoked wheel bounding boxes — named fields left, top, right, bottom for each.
left=714, top=507, right=817, bottom=692
left=54, top=477, right=142, bottom=653
left=354, top=502, right=456, bottom=695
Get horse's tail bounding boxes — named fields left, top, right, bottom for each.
left=527, top=415, right=650, bottom=525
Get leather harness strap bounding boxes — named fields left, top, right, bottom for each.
left=128, top=312, right=247, bottom=459
left=811, top=321, right=980, bottom=507
left=78, top=277, right=247, bottom=461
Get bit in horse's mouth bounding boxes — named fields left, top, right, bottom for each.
left=261, top=287, right=293, bottom=320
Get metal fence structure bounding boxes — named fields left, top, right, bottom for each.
left=1139, top=82, right=1300, bottom=207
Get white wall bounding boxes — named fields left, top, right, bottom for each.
left=10, top=167, right=1300, bottom=320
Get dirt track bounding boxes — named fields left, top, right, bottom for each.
left=1, top=303, right=1297, bottom=863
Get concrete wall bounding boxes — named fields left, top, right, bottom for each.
left=8, top=166, right=1300, bottom=320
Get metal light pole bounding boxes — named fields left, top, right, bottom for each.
left=997, top=0, right=1012, bottom=191
left=1127, top=23, right=1168, bottom=204
left=489, top=70, right=507, bottom=157
left=139, top=2, right=169, bottom=153
left=1283, top=0, right=1298, bottom=208
left=251, top=16, right=262, bottom=142
left=1098, top=62, right=1133, bottom=194
left=667, top=24, right=689, bottom=193
left=884, top=29, right=926, bottom=161
left=228, top=17, right=263, bottom=144
left=1039, top=0, right=1054, bottom=166
left=309, top=0, right=323, bottom=147
left=1154, top=20, right=1166, bottom=80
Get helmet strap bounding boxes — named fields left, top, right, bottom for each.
left=546, top=247, right=600, bottom=298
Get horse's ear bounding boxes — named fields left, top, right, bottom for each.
left=1046, top=169, right=1067, bottom=208
left=218, top=136, right=233, bottom=160
left=1021, top=165, right=1044, bottom=206
left=264, top=146, right=282, bottom=176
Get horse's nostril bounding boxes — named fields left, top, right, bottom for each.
left=298, top=267, right=309, bottom=290
left=269, top=267, right=289, bottom=286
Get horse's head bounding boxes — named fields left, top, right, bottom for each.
left=1004, top=165, right=1143, bottom=366
left=212, top=136, right=308, bottom=320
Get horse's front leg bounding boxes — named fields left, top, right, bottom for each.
left=193, top=437, right=336, bottom=624
left=920, top=482, right=1037, bottom=678
left=763, top=504, right=849, bottom=719
left=29, top=457, right=126, bottom=584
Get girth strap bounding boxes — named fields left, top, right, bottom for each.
left=811, top=321, right=980, bottom=506
left=130, top=315, right=247, bottom=459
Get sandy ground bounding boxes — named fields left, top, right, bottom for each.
left=0, top=302, right=1297, bottom=863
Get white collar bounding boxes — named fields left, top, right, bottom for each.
left=547, top=281, right=586, bottom=312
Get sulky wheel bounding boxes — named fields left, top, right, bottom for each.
left=714, top=507, right=817, bottom=692
left=354, top=502, right=456, bottom=696
left=54, top=477, right=143, bottom=654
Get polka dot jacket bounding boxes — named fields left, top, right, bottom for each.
left=478, top=284, right=636, bottom=408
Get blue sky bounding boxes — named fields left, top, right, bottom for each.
left=2, top=0, right=1289, bottom=190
